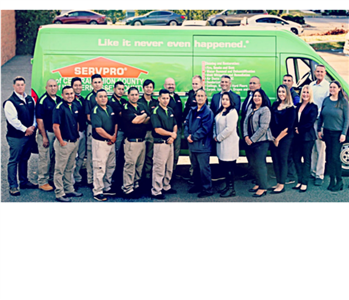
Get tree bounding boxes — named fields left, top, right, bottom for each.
left=94, top=10, right=126, bottom=23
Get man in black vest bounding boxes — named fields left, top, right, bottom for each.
left=3, top=76, right=37, bottom=196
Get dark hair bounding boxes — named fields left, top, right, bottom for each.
left=283, top=74, right=293, bottom=80
left=221, top=75, right=231, bottom=80
left=159, top=89, right=170, bottom=97
left=276, top=84, right=293, bottom=108
left=96, top=89, right=107, bottom=96
left=216, top=92, right=235, bottom=116
left=13, top=76, right=25, bottom=84
left=128, top=87, right=139, bottom=94
left=330, top=80, right=349, bottom=108
left=71, top=77, right=82, bottom=86
left=62, top=85, right=73, bottom=93
left=114, top=81, right=124, bottom=88
left=91, top=74, right=102, bottom=81
left=143, top=79, right=155, bottom=89
left=251, top=89, right=269, bottom=109
left=193, top=75, right=202, bottom=81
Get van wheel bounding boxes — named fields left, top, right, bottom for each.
left=340, top=143, right=349, bottom=176
left=169, top=20, right=178, bottom=26
left=291, top=28, right=298, bottom=35
left=90, top=20, right=98, bottom=25
left=54, top=20, right=62, bottom=24
left=215, top=20, right=225, bottom=26
left=134, top=21, right=142, bottom=26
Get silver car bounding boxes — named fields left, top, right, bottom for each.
left=207, top=10, right=268, bottom=26
left=126, top=11, right=185, bottom=26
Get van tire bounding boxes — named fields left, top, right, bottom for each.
left=291, top=28, right=298, bottom=35
left=54, top=20, right=62, bottom=24
left=340, top=142, right=349, bottom=176
left=89, top=21, right=98, bottom=25
left=134, top=21, right=142, bottom=26
left=169, top=20, right=178, bottom=26
left=215, top=20, right=225, bottom=26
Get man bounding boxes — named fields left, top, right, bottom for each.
left=122, top=87, right=150, bottom=197
left=309, top=64, right=330, bottom=186
left=164, top=78, right=183, bottom=174
left=71, top=77, right=87, bottom=187
left=282, top=74, right=299, bottom=184
left=91, top=89, right=118, bottom=201
left=210, top=75, right=241, bottom=115
left=85, top=74, right=103, bottom=187
left=150, top=89, right=177, bottom=200
left=36, top=79, right=62, bottom=191
left=184, top=89, right=214, bottom=198
left=3, top=76, right=37, bottom=196
left=283, top=74, right=300, bottom=105
left=183, top=75, right=204, bottom=119
left=108, top=81, right=128, bottom=189
left=52, top=86, right=83, bottom=202
left=138, top=79, right=158, bottom=181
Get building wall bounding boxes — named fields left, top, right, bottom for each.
left=1, top=10, right=16, bottom=66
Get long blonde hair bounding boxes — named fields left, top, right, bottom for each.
left=276, top=84, right=293, bottom=108
left=300, top=85, right=314, bottom=104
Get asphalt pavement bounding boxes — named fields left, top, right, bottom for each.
left=1, top=55, right=349, bottom=202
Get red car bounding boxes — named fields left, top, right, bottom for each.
left=53, top=10, right=107, bottom=25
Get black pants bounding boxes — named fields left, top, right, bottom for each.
left=218, top=159, right=236, bottom=186
left=323, top=129, right=343, bottom=179
left=293, top=137, right=315, bottom=185
left=191, top=152, right=213, bottom=193
left=270, top=136, right=293, bottom=185
left=287, top=142, right=297, bottom=181
left=247, top=141, right=270, bottom=189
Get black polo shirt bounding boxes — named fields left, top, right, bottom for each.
left=168, top=93, right=183, bottom=128
left=52, top=101, right=80, bottom=141
left=91, top=104, right=117, bottom=141
left=85, top=90, right=97, bottom=122
left=122, top=102, right=148, bottom=139
left=151, top=105, right=177, bottom=143
left=73, top=94, right=87, bottom=132
left=108, top=94, right=127, bottom=131
left=138, top=95, right=158, bottom=131
left=36, top=92, right=62, bottom=132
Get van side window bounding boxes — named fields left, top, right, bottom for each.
left=286, top=57, right=334, bottom=91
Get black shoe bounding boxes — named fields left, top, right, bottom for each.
left=163, top=188, right=177, bottom=194
left=56, top=195, right=72, bottom=202
left=152, top=194, right=166, bottom=200
left=253, top=190, right=267, bottom=197
left=20, top=181, right=38, bottom=189
left=9, top=187, right=20, bottom=196
left=123, top=191, right=138, bottom=199
left=197, top=191, right=214, bottom=198
left=188, top=186, right=201, bottom=194
left=220, top=188, right=236, bottom=198
left=103, top=189, right=117, bottom=196
left=299, top=185, right=308, bottom=192
left=327, top=178, right=336, bottom=190
left=292, top=184, right=301, bottom=190
left=271, top=188, right=285, bottom=194
left=314, top=178, right=324, bottom=186
left=330, top=181, right=343, bottom=192
left=94, top=194, right=107, bottom=201
left=66, top=191, right=83, bottom=197
left=248, top=187, right=259, bottom=193
left=285, top=179, right=296, bottom=184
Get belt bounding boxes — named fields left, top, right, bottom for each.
left=127, top=138, right=144, bottom=142
left=64, top=139, right=77, bottom=143
left=154, top=140, right=167, bottom=144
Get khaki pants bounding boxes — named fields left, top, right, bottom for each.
left=73, top=130, right=86, bottom=183
left=144, top=130, right=154, bottom=179
left=86, top=124, right=93, bottom=184
left=92, top=138, right=116, bottom=195
left=311, top=122, right=326, bottom=180
left=36, top=131, right=56, bottom=186
left=122, top=139, right=145, bottom=194
left=53, top=139, right=79, bottom=198
left=151, top=143, right=173, bottom=196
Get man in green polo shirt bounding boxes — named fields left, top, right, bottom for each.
left=91, top=89, right=118, bottom=201
left=150, top=89, right=178, bottom=200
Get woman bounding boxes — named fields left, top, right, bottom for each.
left=292, top=85, right=318, bottom=192
left=270, top=84, right=296, bottom=193
left=243, top=89, right=274, bottom=197
left=318, top=80, right=349, bottom=191
left=213, top=92, right=239, bottom=197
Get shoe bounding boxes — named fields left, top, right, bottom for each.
left=314, top=178, right=323, bottom=186
left=103, top=189, right=117, bottom=196
left=253, top=190, right=267, bottom=197
left=330, top=181, right=343, bottom=192
left=94, top=194, right=107, bottom=201
left=66, top=191, right=83, bottom=197
left=9, top=187, right=20, bottom=196
left=327, top=178, right=336, bottom=190
left=197, top=191, right=214, bottom=198
left=218, top=184, right=229, bottom=193
left=212, top=176, right=225, bottom=182
left=56, top=195, right=72, bottom=202
left=181, top=174, right=192, bottom=180
left=188, top=178, right=194, bottom=184
left=248, top=187, right=259, bottom=193
left=20, top=181, right=38, bottom=189
left=123, top=191, right=138, bottom=199
left=163, top=188, right=177, bottom=194
left=39, top=183, right=54, bottom=192
left=299, top=185, right=308, bottom=192
left=188, top=186, right=201, bottom=194
left=285, top=179, right=296, bottom=184
left=271, top=188, right=285, bottom=194
left=292, top=184, right=301, bottom=190
left=152, top=194, right=166, bottom=200
left=220, top=188, right=236, bottom=198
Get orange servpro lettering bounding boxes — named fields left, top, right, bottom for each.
left=52, top=57, right=148, bottom=78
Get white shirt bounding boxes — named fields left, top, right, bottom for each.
left=309, top=79, right=330, bottom=117
left=4, top=91, right=36, bottom=132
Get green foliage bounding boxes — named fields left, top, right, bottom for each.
left=267, top=10, right=283, bottom=16
left=280, top=13, right=305, bottom=25
left=15, top=10, right=60, bottom=55
left=135, top=10, right=152, bottom=16
left=94, top=10, right=125, bottom=23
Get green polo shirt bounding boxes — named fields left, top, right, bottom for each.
left=91, top=104, right=117, bottom=141
left=151, top=105, right=177, bottom=143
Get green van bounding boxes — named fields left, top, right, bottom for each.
left=31, top=25, right=349, bottom=170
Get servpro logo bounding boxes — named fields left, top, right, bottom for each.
left=52, top=57, right=148, bottom=78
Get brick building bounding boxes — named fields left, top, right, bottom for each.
left=1, top=10, right=16, bottom=66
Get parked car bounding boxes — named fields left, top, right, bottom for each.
left=53, top=10, right=107, bottom=25
left=241, top=15, right=304, bottom=35
left=207, top=10, right=268, bottom=26
left=125, top=11, right=185, bottom=26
